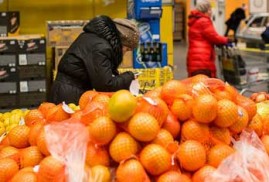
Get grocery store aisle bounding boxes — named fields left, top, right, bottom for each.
left=173, top=40, right=188, bottom=80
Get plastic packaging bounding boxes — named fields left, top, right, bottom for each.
left=206, top=130, right=269, bottom=182
left=45, top=119, right=89, bottom=182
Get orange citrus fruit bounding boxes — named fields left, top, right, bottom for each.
left=89, top=165, right=111, bottom=182
left=10, top=170, right=37, bottom=182
left=87, top=116, right=116, bottom=145
left=108, top=90, right=137, bottom=123
left=161, top=80, right=187, bottom=105
left=210, top=126, right=231, bottom=145
left=176, top=140, right=206, bottom=171
left=248, top=113, right=264, bottom=137
left=192, top=165, right=216, bottom=182
left=92, top=93, right=110, bottom=104
left=236, top=94, right=257, bottom=120
left=24, top=109, right=46, bottom=127
left=85, top=143, right=110, bottom=167
left=229, top=106, right=249, bottom=134
left=28, top=122, right=45, bottom=146
left=151, top=129, right=174, bottom=148
left=116, top=158, right=150, bottom=182
left=157, top=170, right=184, bottom=182
left=140, top=144, right=172, bottom=176
left=38, top=102, right=56, bottom=118
left=127, top=112, right=160, bottom=142
left=181, top=119, right=210, bottom=143
left=46, top=103, right=70, bottom=123
left=36, top=129, right=50, bottom=156
left=109, top=132, right=139, bottom=163
left=8, top=125, right=30, bottom=149
left=0, top=146, right=20, bottom=165
left=207, top=144, right=235, bottom=168
left=170, top=94, right=193, bottom=121
left=79, top=90, right=99, bottom=110
left=0, top=158, right=19, bottom=182
left=37, top=156, right=66, bottom=182
left=135, top=96, right=169, bottom=126
left=214, top=99, right=238, bottom=128
left=162, top=111, right=180, bottom=139
left=20, top=146, right=44, bottom=168
left=81, top=101, right=108, bottom=125
left=192, top=94, right=218, bottom=123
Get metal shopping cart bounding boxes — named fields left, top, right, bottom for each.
left=217, top=46, right=269, bottom=96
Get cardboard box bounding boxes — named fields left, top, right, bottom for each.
left=0, top=66, right=18, bottom=82
left=19, top=92, right=46, bottom=108
left=0, top=82, right=17, bottom=94
left=0, top=93, right=18, bottom=109
left=17, top=35, right=46, bottom=53
left=19, top=79, right=46, bottom=93
left=18, top=65, right=46, bottom=80
left=47, top=20, right=88, bottom=47
left=54, top=46, right=69, bottom=70
left=0, top=11, right=20, bottom=37
left=0, top=37, right=19, bottom=53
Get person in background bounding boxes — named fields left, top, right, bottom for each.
left=49, top=15, right=139, bottom=104
left=225, top=3, right=247, bottom=44
left=187, top=0, right=230, bottom=78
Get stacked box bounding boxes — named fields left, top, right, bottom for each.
left=47, top=20, right=87, bottom=47
left=0, top=11, right=20, bottom=37
left=16, top=36, right=47, bottom=107
left=0, top=37, right=19, bottom=109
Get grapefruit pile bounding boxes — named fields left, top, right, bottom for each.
left=0, top=74, right=269, bottom=181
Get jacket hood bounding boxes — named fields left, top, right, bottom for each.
left=83, top=15, right=123, bottom=69
left=188, top=10, right=210, bottom=27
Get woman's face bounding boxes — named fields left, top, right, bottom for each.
left=122, top=46, right=132, bottom=55
left=206, top=8, right=212, bottom=17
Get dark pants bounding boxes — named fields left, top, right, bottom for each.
left=189, top=69, right=215, bottom=78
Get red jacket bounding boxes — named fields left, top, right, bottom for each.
left=187, top=10, right=228, bottom=77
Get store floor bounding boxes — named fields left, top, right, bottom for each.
left=173, top=40, right=188, bottom=80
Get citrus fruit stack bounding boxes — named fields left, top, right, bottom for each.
left=1, top=75, right=269, bottom=181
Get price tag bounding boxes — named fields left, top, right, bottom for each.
left=19, top=54, right=27, bottom=65
left=20, top=81, right=28, bottom=92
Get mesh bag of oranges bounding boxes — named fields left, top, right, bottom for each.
left=206, top=130, right=269, bottom=182
left=44, top=119, right=90, bottom=182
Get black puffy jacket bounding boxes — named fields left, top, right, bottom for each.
left=49, top=16, right=135, bottom=104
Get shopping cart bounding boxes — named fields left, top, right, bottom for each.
left=217, top=45, right=247, bottom=86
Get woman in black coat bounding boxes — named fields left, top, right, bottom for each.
left=225, top=4, right=247, bottom=44
left=49, top=15, right=139, bottom=104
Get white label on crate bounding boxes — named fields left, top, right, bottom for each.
left=19, top=54, right=28, bottom=65
left=10, top=40, right=15, bottom=45
left=20, top=81, right=28, bottom=92
left=40, top=39, right=45, bottom=44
